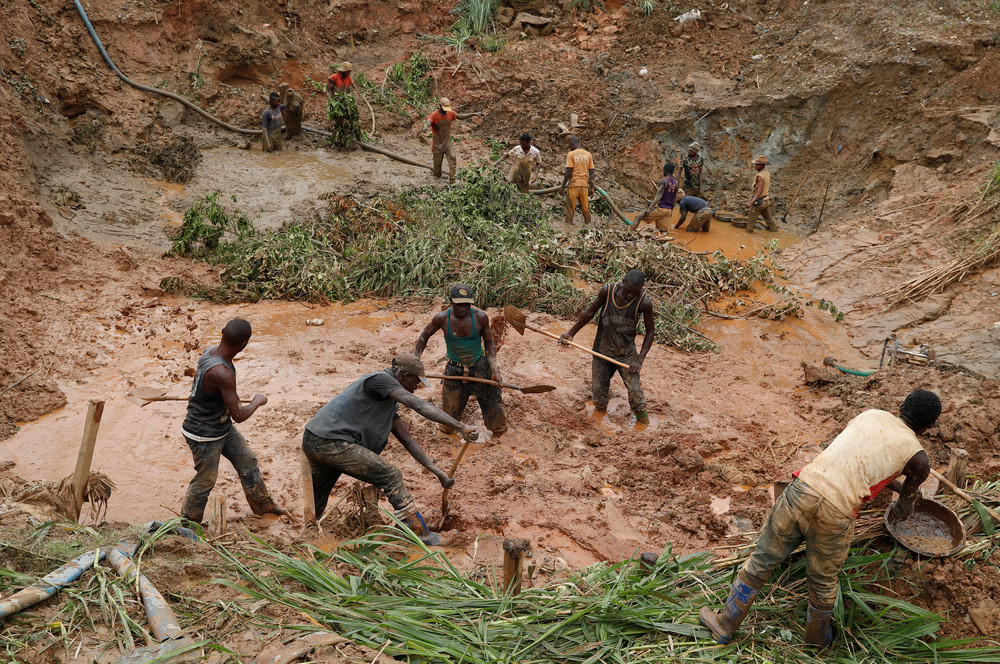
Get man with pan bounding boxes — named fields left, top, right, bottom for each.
left=700, top=389, right=939, bottom=648
left=414, top=284, right=507, bottom=436
left=559, top=269, right=655, bottom=425
left=302, top=353, right=480, bottom=545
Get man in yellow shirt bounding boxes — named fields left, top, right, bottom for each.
left=561, top=136, right=595, bottom=225
left=700, top=389, right=940, bottom=648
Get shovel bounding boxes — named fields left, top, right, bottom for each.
left=503, top=306, right=629, bottom=369
left=437, top=438, right=472, bottom=531
left=425, top=373, right=555, bottom=394
left=781, top=174, right=808, bottom=223
left=131, top=386, right=251, bottom=407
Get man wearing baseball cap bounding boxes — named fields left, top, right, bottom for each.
left=302, top=353, right=480, bottom=545
left=746, top=155, right=775, bottom=233
left=414, top=284, right=507, bottom=436
left=678, top=142, right=705, bottom=199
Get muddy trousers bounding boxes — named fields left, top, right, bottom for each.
left=302, top=430, right=414, bottom=519
left=442, top=357, right=507, bottom=434
left=507, top=158, right=534, bottom=193
left=591, top=350, right=646, bottom=414
left=432, top=144, right=457, bottom=180
left=741, top=479, right=854, bottom=609
left=746, top=199, right=775, bottom=231
left=565, top=186, right=591, bottom=225
left=181, top=427, right=275, bottom=523
left=262, top=127, right=283, bottom=152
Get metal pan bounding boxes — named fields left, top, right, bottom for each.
left=731, top=216, right=748, bottom=228
left=715, top=211, right=736, bottom=222
left=884, top=496, right=966, bottom=558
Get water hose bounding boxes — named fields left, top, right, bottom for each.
left=73, top=0, right=262, bottom=136
left=821, top=357, right=876, bottom=377
left=108, top=541, right=183, bottom=641
left=0, top=549, right=106, bottom=619
left=596, top=186, right=634, bottom=226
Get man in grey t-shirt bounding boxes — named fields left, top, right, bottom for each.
left=303, top=353, right=480, bottom=545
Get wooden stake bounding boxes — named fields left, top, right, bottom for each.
left=942, top=447, right=969, bottom=491
left=931, top=467, right=1000, bottom=522
left=502, top=538, right=531, bottom=596
left=206, top=495, right=226, bottom=537
left=300, top=449, right=316, bottom=526
left=72, top=400, right=105, bottom=521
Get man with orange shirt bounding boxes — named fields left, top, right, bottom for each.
left=560, top=136, right=595, bottom=225
left=326, top=62, right=354, bottom=98
left=699, top=390, right=939, bottom=648
left=425, top=97, right=479, bottom=183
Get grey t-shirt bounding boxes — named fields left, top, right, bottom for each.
left=262, top=105, right=285, bottom=132
left=305, top=369, right=402, bottom=454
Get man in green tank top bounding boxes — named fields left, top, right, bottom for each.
left=560, top=270, right=655, bottom=424
left=414, top=284, right=507, bottom=435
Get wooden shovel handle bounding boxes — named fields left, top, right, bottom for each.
left=524, top=322, right=631, bottom=369
left=930, top=468, right=1000, bottom=521
left=438, top=439, right=473, bottom=529
left=426, top=374, right=503, bottom=389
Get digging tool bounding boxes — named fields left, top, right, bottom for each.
left=132, top=386, right=250, bottom=407
left=437, top=439, right=472, bottom=531
left=504, top=306, right=630, bottom=369
left=425, top=373, right=555, bottom=394
left=930, top=467, right=1000, bottom=522
left=816, top=179, right=831, bottom=228
left=781, top=174, right=809, bottom=223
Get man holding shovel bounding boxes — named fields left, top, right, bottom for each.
left=559, top=269, right=655, bottom=425
left=302, top=354, right=480, bottom=546
left=414, top=284, right=507, bottom=436
left=700, top=389, right=940, bottom=648
left=180, top=318, right=286, bottom=523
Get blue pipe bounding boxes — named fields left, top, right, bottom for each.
left=0, top=549, right=106, bottom=619
left=108, top=542, right=183, bottom=641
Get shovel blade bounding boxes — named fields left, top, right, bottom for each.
left=519, top=385, right=557, bottom=394
left=503, top=305, right=527, bottom=335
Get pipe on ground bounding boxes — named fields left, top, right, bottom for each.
left=72, top=0, right=262, bottom=136
left=108, top=541, right=183, bottom=641
left=0, top=549, right=106, bottom=619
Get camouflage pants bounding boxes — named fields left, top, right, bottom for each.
left=181, top=427, right=274, bottom=522
left=302, top=429, right=414, bottom=519
left=741, top=479, right=854, bottom=609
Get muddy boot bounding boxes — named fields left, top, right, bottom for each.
left=240, top=465, right=285, bottom=516
left=255, top=496, right=288, bottom=516
left=698, top=571, right=760, bottom=645
left=396, top=506, right=441, bottom=546
left=804, top=605, right=834, bottom=647
left=635, top=411, right=649, bottom=425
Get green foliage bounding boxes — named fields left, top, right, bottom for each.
left=186, top=49, right=206, bottom=93
left=9, top=37, right=27, bottom=56
left=326, top=91, right=363, bottom=147
left=483, top=137, right=506, bottom=160
left=634, top=0, right=655, bottom=16
left=431, top=0, right=502, bottom=53
left=302, top=76, right=325, bottom=93
left=167, top=192, right=254, bottom=257
left=211, top=524, right=1000, bottom=664
left=982, top=161, right=1000, bottom=199
left=384, top=52, right=435, bottom=108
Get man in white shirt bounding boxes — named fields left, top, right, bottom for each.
left=699, top=389, right=940, bottom=648
left=494, top=133, right=541, bottom=193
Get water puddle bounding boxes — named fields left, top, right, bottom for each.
left=710, top=495, right=732, bottom=515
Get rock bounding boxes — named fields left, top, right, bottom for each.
left=160, top=99, right=187, bottom=127
left=497, top=6, right=516, bottom=25
left=802, top=362, right=836, bottom=385
left=969, top=598, right=1000, bottom=636
left=514, top=12, right=552, bottom=28
left=922, top=146, right=963, bottom=166
left=672, top=448, right=705, bottom=472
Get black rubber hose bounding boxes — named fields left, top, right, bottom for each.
left=73, top=0, right=262, bottom=136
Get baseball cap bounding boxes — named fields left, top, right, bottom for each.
left=392, top=353, right=430, bottom=386
left=338, top=61, right=353, bottom=72
left=449, top=283, right=475, bottom=304
left=439, top=96, right=452, bottom=111
left=754, top=155, right=768, bottom=165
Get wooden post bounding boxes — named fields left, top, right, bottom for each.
left=942, top=447, right=969, bottom=492
left=72, top=400, right=105, bottom=521
left=300, top=449, right=316, bottom=527
left=502, top=538, right=531, bottom=596
left=206, top=495, right=226, bottom=537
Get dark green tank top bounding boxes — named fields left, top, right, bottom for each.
left=594, top=283, right=643, bottom=357
left=445, top=307, right=484, bottom=364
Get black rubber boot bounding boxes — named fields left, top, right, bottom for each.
left=699, top=571, right=760, bottom=645
left=804, top=604, right=834, bottom=647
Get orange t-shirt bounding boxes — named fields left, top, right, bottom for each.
left=428, top=109, right=458, bottom=151
left=565, top=148, right=594, bottom=187
left=328, top=72, right=353, bottom=89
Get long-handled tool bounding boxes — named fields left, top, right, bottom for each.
left=504, top=306, right=629, bottom=369
left=131, top=386, right=252, bottom=408
left=931, top=468, right=1000, bottom=522
left=437, top=440, right=471, bottom=531
left=781, top=174, right=808, bottom=223
left=816, top=179, right=831, bottom=228
left=426, top=373, right=555, bottom=394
